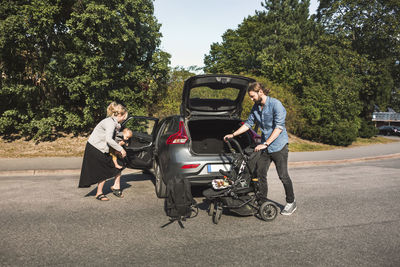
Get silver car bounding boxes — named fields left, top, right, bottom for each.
left=122, top=74, right=257, bottom=198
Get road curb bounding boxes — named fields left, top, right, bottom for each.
left=288, top=153, right=400, bottom=167
left=0, top=153, right=399, bottom=177
left=0, top=168, right=142, bottom=177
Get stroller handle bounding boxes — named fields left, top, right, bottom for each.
left=225, top=137, right=244, bottom=156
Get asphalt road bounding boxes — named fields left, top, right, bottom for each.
left=0, top=159, right=399, bottom=266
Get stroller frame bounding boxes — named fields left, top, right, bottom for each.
left=204, top=138, right=278, bottom=224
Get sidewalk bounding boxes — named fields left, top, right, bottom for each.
left=1, top=140, right=399, bottom=176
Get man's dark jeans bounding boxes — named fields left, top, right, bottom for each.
left=256, top=144, right=295, bottom=203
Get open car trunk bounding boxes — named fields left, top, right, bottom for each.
left=188, top=119, right=252, bottom=154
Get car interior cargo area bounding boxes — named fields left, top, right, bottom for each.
left=188, top=119, right=251, bottom=154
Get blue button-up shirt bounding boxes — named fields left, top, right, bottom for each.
left=244, top=96, right=288, bottom=153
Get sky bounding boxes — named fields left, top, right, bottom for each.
left=153, top=0, right=319, bottom=70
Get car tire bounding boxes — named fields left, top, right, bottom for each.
left=154, top=161, right=167, bottom=198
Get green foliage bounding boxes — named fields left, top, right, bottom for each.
left=156, top=68, right=302, bottom=137
left=203, top=0, right=399, bottom=145
left=358, top=119, right=378, bottom=138
left=0, top=0, right=170, bottom=140
left=240, top=75, right=304, bottom=135
left=155, top=67, right=195, bottom=117
left=204, top=0, right=320, bottom=76
left=281, top=37, right=364, bottom=145
left=391, top=88, right=400, bottom=113
left=317, top=0, right=400, bottom=115
left=2, top=0, right=398, bottom=146
left=204, top=17, right=264, bottom=74
left=204, top=0, right=321, bottom=140
left=190, top=87, right=239, bottom=100
left=0, top=109, right=22, bottom=134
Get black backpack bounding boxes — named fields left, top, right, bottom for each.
left=162, top=175, right=198, bottom=228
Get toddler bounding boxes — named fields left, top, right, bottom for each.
left=110, top=128, right=133, bottom=169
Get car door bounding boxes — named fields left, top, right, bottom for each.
left=154, top=117, right=178, bottom=175
left=121, top=116, right=158, bottom=170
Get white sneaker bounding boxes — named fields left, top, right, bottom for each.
left=281, top=200, right=297, bottom=215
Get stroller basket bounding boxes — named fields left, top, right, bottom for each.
left=203, top=184, right=257, bottom=216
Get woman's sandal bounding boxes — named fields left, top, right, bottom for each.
left=95, top=194, right=109, bottom=201
left=111, top=186, right=124, bottom=198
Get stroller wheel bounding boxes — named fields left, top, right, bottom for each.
left=213, top=205, right=223, bottom=224
left=259, top=201, right=278, bottom=221
left=208, top=201, right=214, bottom=216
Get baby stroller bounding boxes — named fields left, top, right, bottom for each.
left=203, top=138, right=278, bottom=224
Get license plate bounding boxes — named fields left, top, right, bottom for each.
left=207, top=164, right=231, bottom=173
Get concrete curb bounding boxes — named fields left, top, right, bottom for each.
left=288, top=153, right=400, bottom=167
left=0, top=153, right=399, bottom=177
left=0, top=168, right=142, bottom=177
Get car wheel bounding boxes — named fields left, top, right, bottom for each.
left=259, top=201, right=278, bottom=221
left=154, top=161, right=167, bottom=198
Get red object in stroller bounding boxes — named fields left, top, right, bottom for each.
left=203, top=138, right=278, bottom=224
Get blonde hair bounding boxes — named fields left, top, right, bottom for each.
left=107, top=101, right=127, bottom=117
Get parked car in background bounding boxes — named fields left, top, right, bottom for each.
left=378, top=125, right=400, bottom=136
left=120, top=74, right=258, bottom=198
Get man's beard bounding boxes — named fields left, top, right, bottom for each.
left=255, top=98, right=262, bottom=105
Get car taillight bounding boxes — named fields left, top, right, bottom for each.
left=181, top=164, right=200, bottom=169
left=166, top=121, right=188, bottom=144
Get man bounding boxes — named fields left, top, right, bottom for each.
left=223, top=82, right=296, bottom=215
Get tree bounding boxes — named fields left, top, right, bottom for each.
left=204, top=0, right=319, bottom=76
left=0, top=0, right=170, bottom=140
left=203, top=0, right=366, bottom=145
left=241, top=75, right=304, bottom=135
left=257, top=0, right=320, bottom=81
left=204, top=15, right=266, bottom=74
left=155, top=66, right=196, bottom=117
left=290, top=36, right=364, bottom=145
left=317, top=0, right=400, bottom=132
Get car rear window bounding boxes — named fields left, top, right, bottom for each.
left=190, top=86, right=240, bottom=101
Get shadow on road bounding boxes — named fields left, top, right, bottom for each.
left=84, top=171, right=155, bottom=197
left=122, top=171, right=155, bottom=184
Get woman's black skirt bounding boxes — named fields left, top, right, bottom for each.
left=78, top=142, right=121, bottom=188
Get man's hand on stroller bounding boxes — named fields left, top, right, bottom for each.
left=254, top=143, right=268, bottom=152
left=223, top=134, right=234, bottom=141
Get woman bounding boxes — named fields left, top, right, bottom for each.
left=78, top=102, right=128, bottom=201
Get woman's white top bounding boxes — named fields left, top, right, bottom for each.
left=88, top=117, right=123, bottom=153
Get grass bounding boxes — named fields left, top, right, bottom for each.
left=288, top=134, right=396, bottom=152
left=351, top=136, right=396, bottom=146
left=288, top=134, right=336, bottom=152
left=0, top=134, right=88, bottom=158
left=0, top=134, right=397, bottom=158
